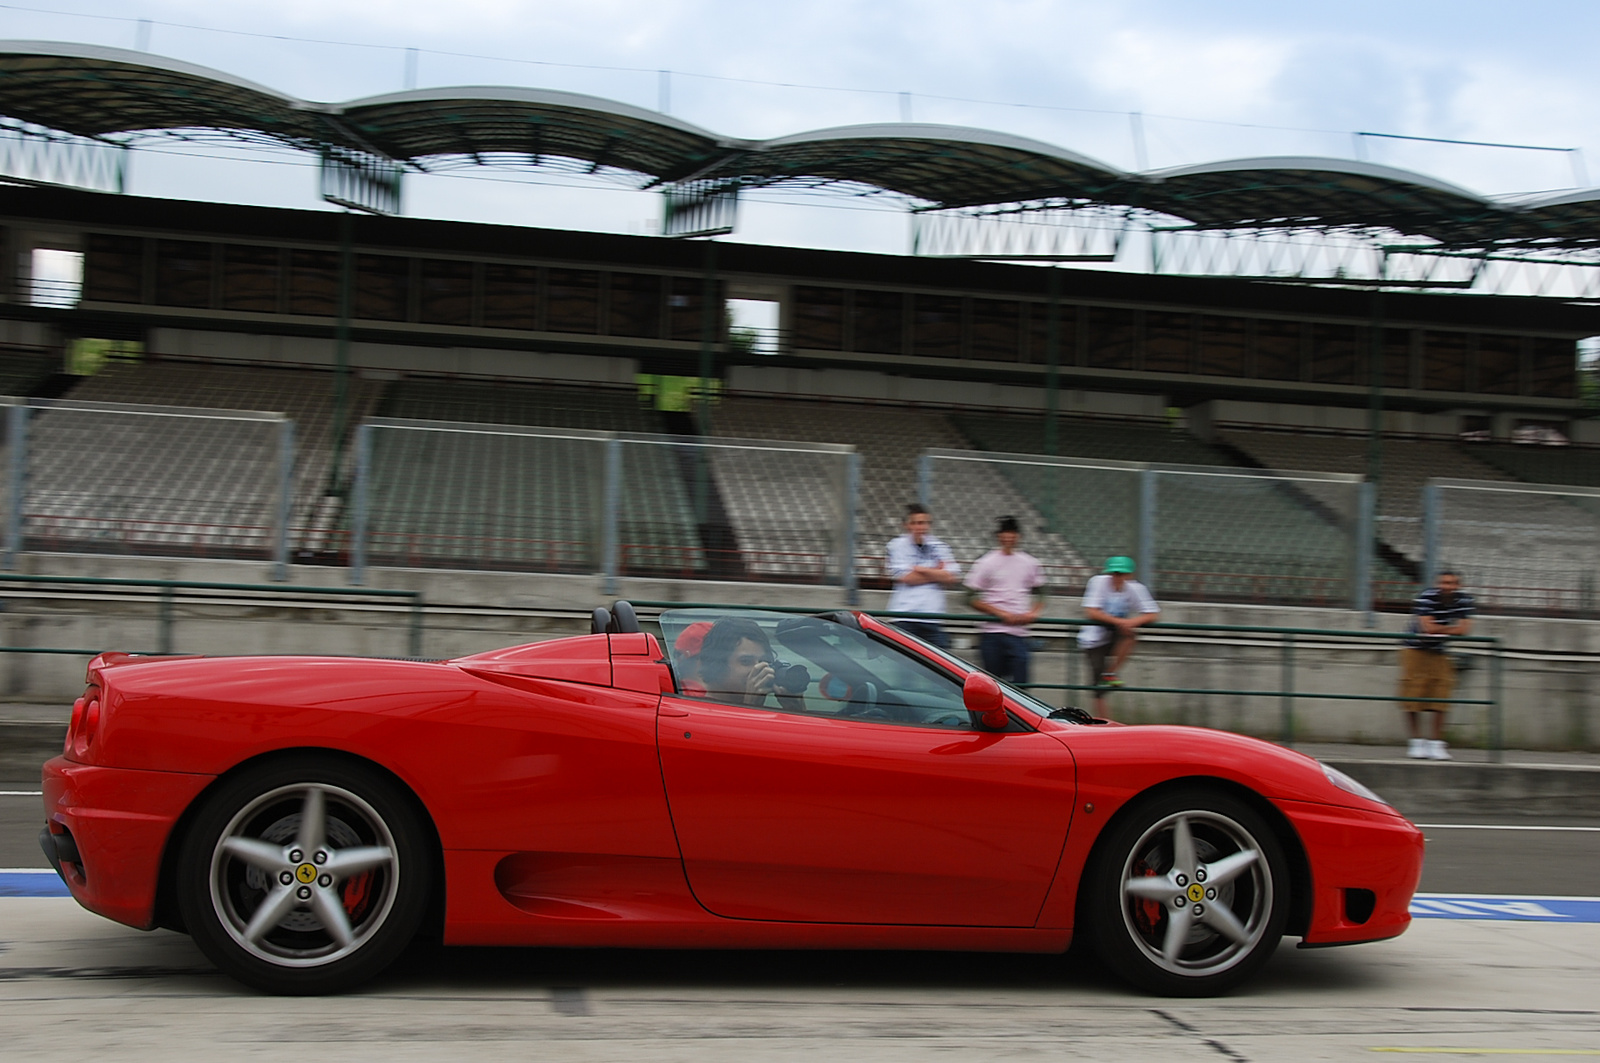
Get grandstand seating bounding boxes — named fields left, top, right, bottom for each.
left=1218, top=429, right=1517, bottom=562
left=364, top=379, right=703, bottom=574
left=0, top=345, right=59, bottom=396
left=1465, top=442, right=1600, bottom=488
left=709, top=398, right=1086, bottom=581
left=953, top=413, right=1389, bottom=604
left=22, top=361, right=382, bottom=556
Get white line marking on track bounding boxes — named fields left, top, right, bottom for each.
left=0, top=791, right=42, bottom=796
left=1414, top=823, right=1600, bottom=831
left=0, top=868, right=55, bottom=874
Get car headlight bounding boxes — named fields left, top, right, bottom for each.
left=1322, top=763, right=1389, bottom=806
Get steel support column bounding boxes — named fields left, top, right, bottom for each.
left=1422, top=481, right=1441, bottom=588
left=4, top=404, right=27, bottom=569
left=602, top=437, right=621, bottom=595
left=1353, top=479, right=1375, bottom=619
left=349, top=422, right=372, bottom=586
left=842, top=451, right=860, bottom=606
left=272, top=419, right=294, bottom=582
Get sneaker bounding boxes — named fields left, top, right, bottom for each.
left=1100, top=672, right=1124, bottom=689
left=1406, top=738, right=1428, bottom=759
left=1429, top=740, right=1452, bottom=761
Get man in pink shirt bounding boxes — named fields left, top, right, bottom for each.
left=965, top=515, right=1048, bottom=685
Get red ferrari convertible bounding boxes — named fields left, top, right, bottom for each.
left=39, top=603, right=1422, bottom=996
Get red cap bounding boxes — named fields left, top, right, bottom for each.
left=673, top=621, right=713, bottom=656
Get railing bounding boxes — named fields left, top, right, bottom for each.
left=0, top=574, right=426, bottom=657
left=627, top=600, right=1506, bottom=762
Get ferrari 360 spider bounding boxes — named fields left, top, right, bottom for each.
left=39, top=603, right=1422, bottom=996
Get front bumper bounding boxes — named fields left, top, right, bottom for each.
left=41, top=756, right=215, bottom=930
left=1276, top=798, right=1425, bottom=946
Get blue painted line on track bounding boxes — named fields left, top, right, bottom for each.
left=0, top=870, right=69, bottom=897
left=1411, top=893, right=1600, bottom=922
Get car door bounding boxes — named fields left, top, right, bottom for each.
left=656, top=622, right=1076, bottom=927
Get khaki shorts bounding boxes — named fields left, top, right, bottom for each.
left=1398, top=648, right=1455, bottom=713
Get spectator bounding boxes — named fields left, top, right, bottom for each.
left=1399, top=570, right=1475, bottom=760
left=885, top=503, right=961, bottom=648
left=1078, top=556, right=1160, bottom=719
left=965, top=515, right=1047, bottom=685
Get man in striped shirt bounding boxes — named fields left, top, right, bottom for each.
left=1399, top=570, right=1475, bottom=760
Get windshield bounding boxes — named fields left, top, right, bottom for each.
left=659, top=608, right=1052, bottom=727
left=869, top=620, right=1059, bottom=721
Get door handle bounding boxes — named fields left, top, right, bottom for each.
left=659, top=704, right=690, bottom=717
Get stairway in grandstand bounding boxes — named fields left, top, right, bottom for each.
left=708, top=397, right=1087, bottom=583
left=22, top=361, right=383, bottom=557
left=1218, top=428, right=1515, bottom=563
left=1216, top=429, right=1600, bottom=610
left=361, top=379, right=705, bottom=574
left=954, top=412, right=1395, bottom=605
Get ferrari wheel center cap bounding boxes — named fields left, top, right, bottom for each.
left=1187, top=882, right=1205, bottom=903
left=295, top=863, right=318, bottom=885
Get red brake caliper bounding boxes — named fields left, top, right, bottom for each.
left=341, top=872, right=374, bottom=921
left=1133, top=861, right=1162, bottom=935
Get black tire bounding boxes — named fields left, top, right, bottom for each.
left=175, top=755, right=433, bottom=994
left=1081, top=786, right=1289, bottom=997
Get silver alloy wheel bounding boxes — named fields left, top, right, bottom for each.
left=1117, top=809, right=1272, bottom=978
left=208, top=783, right=400, bottom=968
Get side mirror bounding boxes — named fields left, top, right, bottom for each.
left=963, top=672, right=1009, bottom=732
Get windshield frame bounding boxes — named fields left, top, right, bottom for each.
left=857, top=615, right=1063, bottom=724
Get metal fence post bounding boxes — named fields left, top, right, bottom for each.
left=272, top=419, right=294, bottom=582
left=349, top=422, right=372, bottom=586
left=4, top=404, right=27, bottom=569
left=1280, top=632, right=1296, bottom=745
left=1489, top=638, right=1504, bottom=764
left=601, top=437, right=621, bottom=595
left=158, top=585, right=174, bottom=655
left=1354, top=479, right=1374, bottom=619
left=843, top=451, right=860, bottom=606
left=408, top=595, right=424, bottom=659
left=917, top=452, right=933, bottom=511
left=1138, top=467, right=1157, bottom=592
left=1422, top=480, right=1440, bottom=588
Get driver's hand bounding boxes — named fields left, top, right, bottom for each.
left=746, top=661, right=775, bottom=694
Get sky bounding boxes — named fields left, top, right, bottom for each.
left=4, top=1, right=1599, bottom=257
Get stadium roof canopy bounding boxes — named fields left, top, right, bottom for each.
left=2, top=40, right=1597, bottom=248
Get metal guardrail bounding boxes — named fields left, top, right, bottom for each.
left=628, top=600, right=1506, bottom=762
left=0, top=574, right=425, bottom=658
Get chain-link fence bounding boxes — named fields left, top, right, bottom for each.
left=1424, top=477, right=1600, bottom=615
left=920, top=449, right=1374, bottom=607
left=348, top=419, right=858, bottom=590
left=14, top=399, right=292, bottom=568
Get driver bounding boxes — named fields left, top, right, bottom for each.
left=692, top=618, right=804, bottom=708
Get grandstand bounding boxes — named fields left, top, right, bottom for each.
left=709, top=397, right=1085, bottom=578
left=21, top=361, right=383, bottom=556
left=0, top=168, right=1594, bottom=613
left=359, top=380, right=704, bottom=575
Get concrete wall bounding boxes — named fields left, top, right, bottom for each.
left=147, top=327, right=641, bottom=388
left=2, top=551, right=1596, bottom=751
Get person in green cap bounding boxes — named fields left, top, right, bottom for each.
left=1078, top=555, right=1160, bottom=719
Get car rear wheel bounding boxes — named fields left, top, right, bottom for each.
left=1083, top=787, right=1288, bottom=996
left=175, top=756, right=432, bottom=994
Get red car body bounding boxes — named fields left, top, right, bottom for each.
left=40, top=608, right=1423, bottom=993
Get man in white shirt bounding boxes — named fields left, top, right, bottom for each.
left=1079, top=555, right=1160, bottom=719
left=885, top=504, right=961, bottom=648
left=965, top=515, right=1047, bottom=684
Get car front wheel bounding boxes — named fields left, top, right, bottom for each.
left=1083, top=787, right=1289, bottom=996
left=175, top=756, right=432, bottom=994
